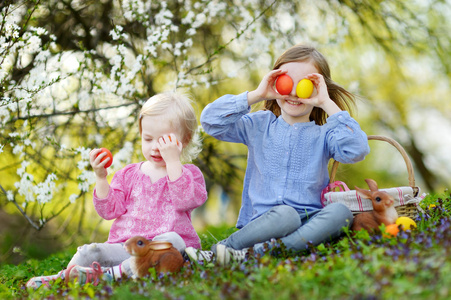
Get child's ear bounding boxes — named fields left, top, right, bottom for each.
left=182, top=133, right=191, bottom=147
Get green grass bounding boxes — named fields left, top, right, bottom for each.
left=1, top=191, right=451, bottom=299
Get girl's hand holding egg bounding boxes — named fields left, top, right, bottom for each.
left=90, top=148, right=113, bottom=178
left=302, top=73, right=340, bottom=114
left=97, top=148, right=113, bottom=168
left=248, top=69, right=289, bottom=105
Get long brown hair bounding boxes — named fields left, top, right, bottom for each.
left=264, top=45, right=355, bottom=125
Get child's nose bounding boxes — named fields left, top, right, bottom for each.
left=291, top=83, right=299, bottom=97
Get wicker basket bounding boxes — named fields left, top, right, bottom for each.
left=322, top=135, right=424, bottom=219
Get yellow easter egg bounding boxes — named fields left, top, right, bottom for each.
left=296, top=79, right=314, bottom=99
left=395, top=216, right=417, bottom=231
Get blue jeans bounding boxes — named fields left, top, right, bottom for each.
left=220, top=203, right=353, bottom=256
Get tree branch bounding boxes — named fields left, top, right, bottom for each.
left=185, top=0, right=279, bottom=75
left=0, top=183, right=41, bottom=230
left=10, top=101, right=138, bottom=122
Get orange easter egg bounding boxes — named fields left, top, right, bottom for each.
left=384, top=224, right=400, bottom=237
left=275, top=74, right=293, bottom=95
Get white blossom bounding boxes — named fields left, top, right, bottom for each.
left=155, top=8, right=173, bottom=26
left=34, top=173, right=57, bottom=204
left=162, top=42, right=172, bottom=50
left=77, top=170, right=96, bottom=192
left=12, top=144, right=24, bottom=157
left=35, top=50, right=51, bottom=63
left=77, top=159, right=90, bottom=170
left=69, top=194, right=78, bottom=203
left=192, top=13, right=206, bottom=28
left=182, top=11, right=195, bottom=24
left=6, top=190, right=14, bottom=201
left=35, top=27, right=47, bottom=35
left=170, top=24, right=179, bottom=32
left=110, top=25, right=123, bottom=40
left=186, top=28, right=196, bottom=36
left=76, top=146, right=91, bottom=160
left=123, top=11, right=133, bottom=20
left=145, top=44, right=157, bottom=57
left=14, top=161, right=35, bottom=202
left=184, top=38, right=193, bottom=48
left=111, top=141, right=133, bottom=169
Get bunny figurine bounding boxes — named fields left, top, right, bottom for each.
left=351, top=179, right=398, bottom=233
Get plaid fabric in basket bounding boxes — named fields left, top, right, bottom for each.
left=321, top=181, right=424, bottom=213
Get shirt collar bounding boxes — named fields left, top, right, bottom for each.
left=276, top=115, right=316, bottom=129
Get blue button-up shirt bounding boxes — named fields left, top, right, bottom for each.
left=200, top=92, right=370, bottom=228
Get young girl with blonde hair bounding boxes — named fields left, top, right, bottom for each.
left=27, top=92, right=207, bottom=287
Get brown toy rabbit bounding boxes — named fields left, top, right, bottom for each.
left=351, top=179, right=399, bottom=233
left=124, top=236, right=184, bottom=278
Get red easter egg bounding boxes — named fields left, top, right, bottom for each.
left=97, top=148, right=113, bottom=168
left=275, top=74, right=293, bottom=95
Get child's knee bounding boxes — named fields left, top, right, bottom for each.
left=76, top=243, right=102, bottom=265
left=271, top=205, right=300, bottom=224
left=325, top=203, right=353, bottom=227
left=267, top=205, right=301, bottom=235
left=153, top=232, right=186, bottom=253
left=70, top=243, right=103, bottom=266
left=77, top=243, right=103, bottom=255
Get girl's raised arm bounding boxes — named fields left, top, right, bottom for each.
left=90, top=148, right=111, bottom=199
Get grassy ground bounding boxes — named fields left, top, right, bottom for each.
left=1, top=191, right=450, bottom=299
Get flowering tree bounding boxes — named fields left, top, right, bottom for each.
left=0, top=0, right=295, bottom=233
left=1, top=0, right=450, bottom=247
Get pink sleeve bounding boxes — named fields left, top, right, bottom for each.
left=93, top=167, right=129, bottom=220
left=167, top=164, right=207, bottom=212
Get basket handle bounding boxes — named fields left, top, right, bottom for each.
left=329, top=135, right=416, bottom=188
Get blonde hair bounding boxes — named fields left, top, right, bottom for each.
left=139, top=91, right=202, bottom=162
left=264, top=44, right=356, bottom=125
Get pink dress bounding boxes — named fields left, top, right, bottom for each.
left=93, top=162, right=207, bottom=248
